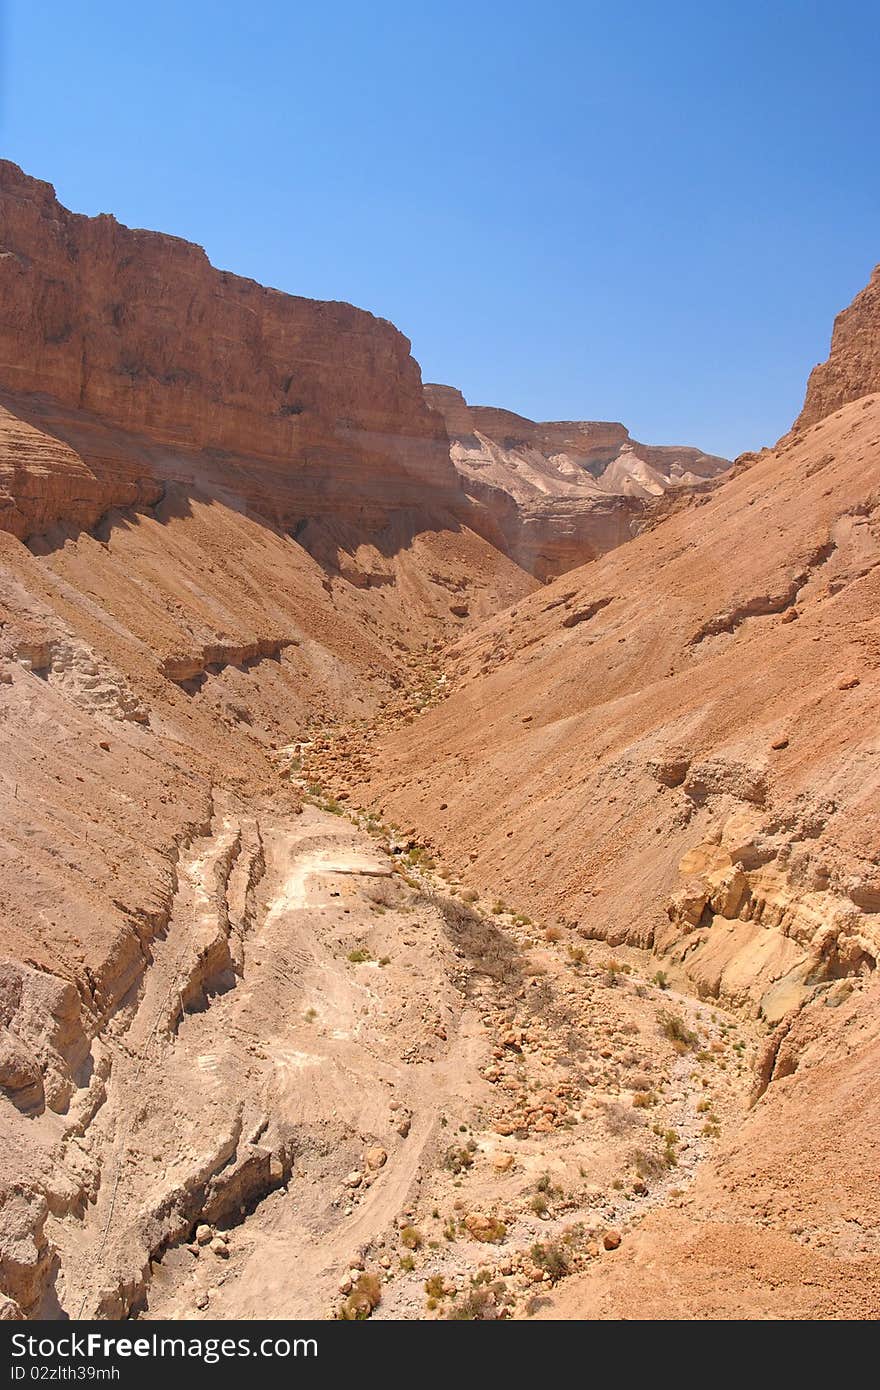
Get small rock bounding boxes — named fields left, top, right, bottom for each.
left=365, top=1146, right=387, bottom=1170
left=603, top=1230, right=621, bottom=1251
left=344, top=1171, right=363, bottom=1188
left=195, top=1224, right=213, bottom=1246
left=210, top=1238, right=229, bottom=1259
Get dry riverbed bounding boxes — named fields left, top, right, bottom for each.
left=130, top=798, right=759, bottom=1322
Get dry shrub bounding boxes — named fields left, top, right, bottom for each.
left=340, top=1271, right=382, bottom=1320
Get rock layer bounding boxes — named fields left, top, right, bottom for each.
left=425, top=383, right=729, bottom=579
left=0, top=160, right=466, bottom=545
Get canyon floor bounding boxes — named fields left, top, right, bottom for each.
left=48, top=797, right=755, bottom=1322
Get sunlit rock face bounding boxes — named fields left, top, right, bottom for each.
left=425, top=383, right=729, bottom=578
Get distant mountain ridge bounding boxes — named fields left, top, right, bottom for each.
left=425, top=383, right=729, bottom=579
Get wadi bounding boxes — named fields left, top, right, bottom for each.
left=0, top=159, right=878, bottom=1321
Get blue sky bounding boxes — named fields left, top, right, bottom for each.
left=1, top=1, right=877, bottom=457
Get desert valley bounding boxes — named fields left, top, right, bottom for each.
left=0, top=159, right=878, bottom=1322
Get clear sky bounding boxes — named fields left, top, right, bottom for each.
left=1, top=1, right=878, bottom=458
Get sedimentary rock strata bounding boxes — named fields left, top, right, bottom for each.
left=425, top=383, right=729, bottom=578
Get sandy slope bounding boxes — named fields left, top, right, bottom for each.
left=312, top=395, right=880, bottom=1318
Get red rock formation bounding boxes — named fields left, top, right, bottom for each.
left=795, top=263, right=880, bottom=429
left=0, top=160, right=465, bottom=542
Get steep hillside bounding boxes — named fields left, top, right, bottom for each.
left=350, top=394, right=880, bottom=999
left=335, top=381, right=880, bottom=1316
left=425, top=383, right=728, bottom=578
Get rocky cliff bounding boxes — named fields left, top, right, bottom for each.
left=425, top=384, right=729, bottom=579
left=796, top=263, right=880, bottom=429
left=2, top=158, right=877, bottom=1322
left=0, top=161, right=468, bottom=545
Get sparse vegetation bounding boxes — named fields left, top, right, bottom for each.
left=600, top=1101, right=642, bottom=1136
left=632, top=1149, right=665, bottom=1180
left=530, top=1240, right=570, bottom=1281
left=632, top=1090, right=658, bottom=1108
left=446, top=1286, right=497, bottom=1320
left=339, top=1271, right=382, bottom=1320
left=443, top=1145, right=474, bottom=1175
left=660, top=1011, right=698, bottom=1051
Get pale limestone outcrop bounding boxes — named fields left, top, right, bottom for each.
left=425, top=383, right=729, bottom=578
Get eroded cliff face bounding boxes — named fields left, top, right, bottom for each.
left=795, top=263, right=880, bottom=430
left=425, top=383, right=729, bottom=579
left=0, top=160, right=468, bottom=546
